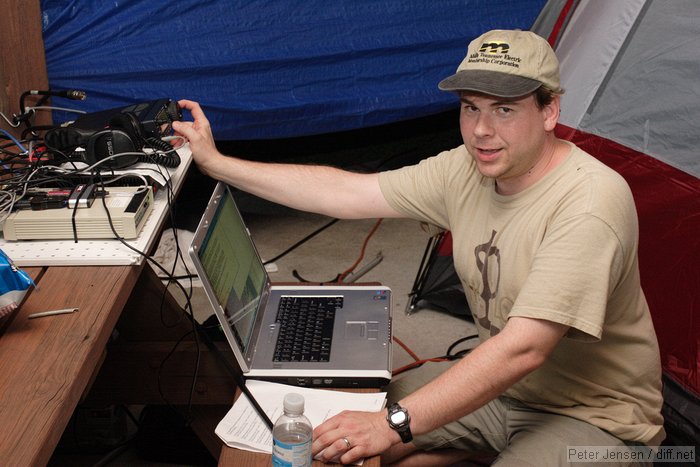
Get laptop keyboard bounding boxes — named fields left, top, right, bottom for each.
left=273, top=296, right=343, bottom=362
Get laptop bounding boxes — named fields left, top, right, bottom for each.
left=189, top=182, right=393, bottom=388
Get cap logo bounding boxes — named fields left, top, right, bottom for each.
left=479, top=41, right=509, bottom=54
left=466, top=40, right=522, bottom=71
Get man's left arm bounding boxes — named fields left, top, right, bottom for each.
left=312, top=316, right=569, bottom=464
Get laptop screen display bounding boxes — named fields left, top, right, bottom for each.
left=197, top=187, right=267, bottom=351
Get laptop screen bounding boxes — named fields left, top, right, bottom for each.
left=196, top=185, right=267, bottom=352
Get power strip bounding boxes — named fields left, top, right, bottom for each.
left=2, top=187, right=153, bottom=241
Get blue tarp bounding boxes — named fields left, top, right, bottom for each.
left=41, top=1, right=544, bottom=140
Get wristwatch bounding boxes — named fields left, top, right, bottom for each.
left=386, top=402, right=413, bottom=443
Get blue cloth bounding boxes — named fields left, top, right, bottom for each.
left=41, top=0, right=544, bottom=140
left=0, top=249, right=33, bottom=296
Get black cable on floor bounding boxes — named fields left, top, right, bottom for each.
left=263, top=218, right=339, bottom=265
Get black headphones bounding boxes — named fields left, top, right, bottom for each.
left=84, top=112, right=143, bottom=169
left=45, top=102, right=181, bottom=170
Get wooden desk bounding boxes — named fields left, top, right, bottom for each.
left=0, top=263, right=143, bottom=465
left=0, top=152, right=215, bottom=465
left=220, top=441, right=382, bottom=466
left=0, top=258, right=237, bottom=465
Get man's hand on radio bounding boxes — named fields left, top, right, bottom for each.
left=173, top=99, right=222, bottom=176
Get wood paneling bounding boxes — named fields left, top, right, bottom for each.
left=0, top=0, right=51, bottom=139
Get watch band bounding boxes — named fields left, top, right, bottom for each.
left=386, top=402, right=413, bottom=443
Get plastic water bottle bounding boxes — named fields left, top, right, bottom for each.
left=272, top=393, right=313, bottom=467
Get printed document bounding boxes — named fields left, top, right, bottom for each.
left=216, top=380, right=387, bottom=454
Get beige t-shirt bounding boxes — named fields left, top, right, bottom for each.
left=379, top=142, right=665, bottom=445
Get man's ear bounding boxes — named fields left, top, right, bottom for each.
left=543, top=95, right=560, bottom=132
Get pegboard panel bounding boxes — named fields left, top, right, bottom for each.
left=0, top=147, right=193, bottom=266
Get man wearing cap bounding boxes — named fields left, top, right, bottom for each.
left=174, top=29, right=664, bottom=466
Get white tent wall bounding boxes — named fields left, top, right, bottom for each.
left=557, top=0, right=646, bottom=129
left=558, top=0, right=700, bottom=178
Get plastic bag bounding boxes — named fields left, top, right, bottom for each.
left=0, top=249, right=34, bottom=318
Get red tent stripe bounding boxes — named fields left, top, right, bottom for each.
left=555, top=124, right=700, bottom=396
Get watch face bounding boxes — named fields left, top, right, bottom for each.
left=390, top=411, right=407, bottom=425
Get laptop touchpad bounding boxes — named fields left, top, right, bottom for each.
left=345, top=321, right=366, bottom=339
left=345, top=321, right=380, bottom=340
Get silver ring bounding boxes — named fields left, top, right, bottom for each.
left=342, top=437, right=351, bottom=450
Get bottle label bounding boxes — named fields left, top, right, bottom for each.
left=272, top=439, right=312, bottom=467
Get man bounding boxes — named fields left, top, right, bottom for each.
left=173, top=29, right=664, bottom=466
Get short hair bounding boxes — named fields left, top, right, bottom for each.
left=533, top=86, right=558, bottom=109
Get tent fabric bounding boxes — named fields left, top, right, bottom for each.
left=530, top=0, right=577, bottom=46
left=558, top=0, right=700, bottom=179
left=406, top=231, right=470, bottom=318
left=40, top=0, right=545, bottom=141
left=554, top=0, right=700, bottom=403
left=662, top=374, right=700, bottom=448
left=556, top=0, right=647, bottom=130
left=556, top=124, right=700, bottom=398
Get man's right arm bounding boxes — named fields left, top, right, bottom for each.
left=173, top=100, right=402, bottom=220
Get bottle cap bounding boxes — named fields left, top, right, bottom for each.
left=283, top=393, right=305, bottom=414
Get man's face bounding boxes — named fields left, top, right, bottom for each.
left=459, top=91, right=559, bottom=194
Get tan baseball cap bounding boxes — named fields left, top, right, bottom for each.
left=439, top=29, right=563, bottom=97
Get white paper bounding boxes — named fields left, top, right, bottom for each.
left=216, top=380, right=387, bottom=455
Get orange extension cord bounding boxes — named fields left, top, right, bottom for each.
left=392, top=335, right=449, bottom=376
left=338, top=218, right=384, bottom=283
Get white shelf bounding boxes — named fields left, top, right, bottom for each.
left=0, top=146, right=193, bottom=267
